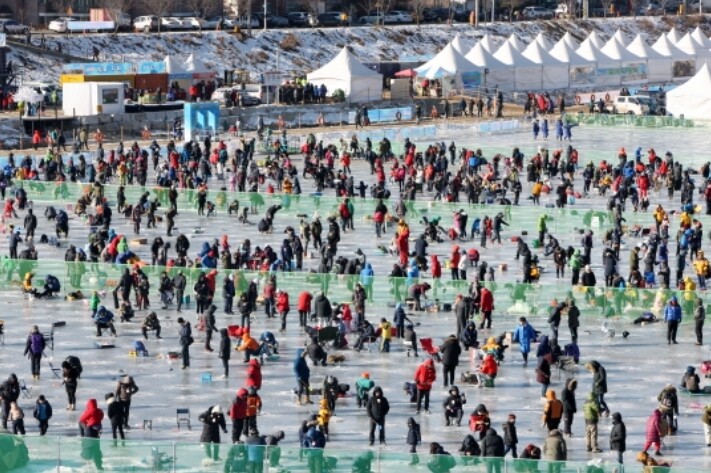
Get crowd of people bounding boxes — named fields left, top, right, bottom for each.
left=0, top=119, right=709, bottom=472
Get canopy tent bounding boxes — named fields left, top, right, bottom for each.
left=600, top=38, right=641, bottom=63
left=583, top=31, right=604, bottom=49
left=549, top=40, right=590, bottom=66
left=690, top=26, right=711, bottom=49
left=675, top=33, right=711, bottom=68
left=599, top=38, right=647, bottom=85
left=415, top=42, right=480, bottom=78
left=184, top=53, right=215, bottom=79
left=493, top=41, right=542, bottom=89
left=666, top=27, right=681, bottom=44
left=666, top=63, right=711, bottom=119
left=557, top=32, right=581, bottom=51
left=451, top=34, right=469, bottom=55
left=652, top=34, right=696, bottom=79
left=478, top=34, right=497, bottom=52
left=534, top=32, right=553, bottom=51
left=576, top=40, right=620, bottom=86
left=164, top=55, right=191, bottom=79
left=507, top=34, right=526, bottom=52
left=414, top=43, right=481, bottom=93
left=611, top=29, right=628, bottom=46
left=307, top=47, right=382, bottom=103
left=465, top=42, right=513, bottom=90
left=627, top=34, right=673, bottom=82
left=522, top=40, right=569, bottom=89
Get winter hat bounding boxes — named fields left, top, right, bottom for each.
left=362, top=372, right=370, bottom=379
left=211, top=405, right=222, bottom=414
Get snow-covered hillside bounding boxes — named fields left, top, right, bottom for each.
left=11, top=15, right=711, bottom=83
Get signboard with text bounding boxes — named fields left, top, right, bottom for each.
left=63, top=62, right=133, bottom=76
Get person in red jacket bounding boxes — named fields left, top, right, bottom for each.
left=79, top=399, right=104, bottom=438
left=297, top=291, right=313, bottom=328
left=414, top=358, right=437, bottom=414
left=477, top=354, right=498, bottom=387
left=32, top=130, right=41, bottom=150
left=450, top=246, right=461, bottom=280
left=229, top=388, right=248, bottom=443
left=276, top=290, right=290, bottom=332
left=479, top=287, right=494, bottom=329
left=246, top=359, right=262, bottom=390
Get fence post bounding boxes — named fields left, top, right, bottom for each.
left=172, top=442, right=177, bottom=473
left=56, top=435, right=61, bottom=473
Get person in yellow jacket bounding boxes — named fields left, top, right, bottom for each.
left=379, top=318, right=392, bottom=353
left=531, top=181, right=543, bottom=205
left=22, top=272, right=34, bottom=294
left=317, top=397, right=332, bottom=440
left=283, top=177, right=293, bottom=194
left=694, top=251, right=710, bottom=290
left=680, top=210, right=692, bottom=229
left=653, top=205, right=666, bottom=234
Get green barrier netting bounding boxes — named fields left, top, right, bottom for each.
left=15, top=179, right=676, bottom=235
left=2, top=434, right=694, bottom=472
left=11, top=258, right=704, bottom=322
left=570, top=113, right=695, bottom=128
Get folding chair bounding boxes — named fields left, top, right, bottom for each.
left=556, top=356, right=578, bottom=380
left=48, top=361, right=62, bottom=380
left=43, top=327, right=55, bottom=352
left=176, top=408, right=191, bottom=430
left=20, top=380, right=32, bottom=399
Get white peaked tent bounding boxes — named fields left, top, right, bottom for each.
left=611, top=29, right=628, bottom=46
left=465, top=42, right=513, bottom=90
left=479, top=34, right=497, bottom=52
left=600, top=38, right=646, bottom=85
left=576, top=40, right=615, bottom=66
left=534, top=32, right=553, bottom=51
left=627, top=34, right=672, bottom=82
left=451, top=34, right=469, bottom=55
left=600, top=38, right=642, bottom=64
left=507, top=34, right=526, bottom=52
left=523, top=40, right=569, bottom=89
left=666, top=27, right=681, bottom=44
left=676, top=33, right=711, bottom=68
left=690, top=26, right=711, bottom=49
left=184, top=53, right=213, bottom=75
left=493, top=40, right=542, bottom=89
left=164, top=55, right=189, bottom=76
left=415, top=43, right=480, bottom=79
left=667, top=64, right=711, bottom=119
left=560, top=32, right=580, bottom=50
left=307, top=47, right=382, bottom=103
left=549, top=40, right=590, bottom=66
left=584, top=31, right=605, bottom=49
left=652, top=34, right=696, bottom=78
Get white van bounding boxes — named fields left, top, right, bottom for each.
left=607, top=95, right=656, bottom=115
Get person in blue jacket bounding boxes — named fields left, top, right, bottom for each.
left=360, top=263, right=375, bottom=301
left=512, top=317, right=537, bottom=366
left=664, top=296, right=682, bottom=345
left=93, top=306, right=117, bottom=337
left=294, top=349, right=312, bottom=405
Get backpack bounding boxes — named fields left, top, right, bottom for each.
left=65, top=356, right=83, bottom=378
left=133, top=340, right=148, bottom=355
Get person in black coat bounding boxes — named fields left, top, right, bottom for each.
left=502, top=414, right=518, bottom=458
left=313, top=292, right=332, bottom=324
left=561, top=379, right=577, bottom=436
left=218, top=329, right=231, bottom=378
left=567, top=300, right=580, bottom=343
left=204, top=304, right=218, bottom=352
left=480, top=428, right=505, bottom=472
left=106, top=393, right=125, bottom=444
left=178, top=318, right=192, bottom=369
left=366, top=387, right=390, bottom=446
left=609, top=412, right=626, bottom=465
left=306, top=338, right=327, bottom=366
left=407, top=417, right=421, bottom=454
left=0, top=374, right=20, bottom=430
left=439, top=335, right=462, bottom=388
left=443, top=386, right=466, bottom=426
left=238, top=293, right=252, bottom=328
left=199, top=405, right=227, bottom=461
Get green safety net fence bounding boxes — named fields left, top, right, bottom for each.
left=0, top=434, right=694, bottom=472
left=14, top=179, right=678, bottom=236
left=10, top=258, right=705, bottom=322
left=569, top=113, right=695, bottom=128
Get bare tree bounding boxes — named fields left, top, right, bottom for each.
left=599, top=0, right=612, bottom=17
left=410, top=0, right=426, bottom=25
left=140, top=0, right=175, bottom=32
left=49, top=0, right=75, bottom=15
left=299, top=0, right=321, bottom=14
left=375, top=0, right=391, bottom=24
left=499, top=0, right=524, bottom=20
left=99, top=0, right=137, bottom=32
left=184, top=0, right=222, bottom=29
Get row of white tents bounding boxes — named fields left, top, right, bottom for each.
left=414, top=26, right=711, bottom=92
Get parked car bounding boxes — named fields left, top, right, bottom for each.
left=287, top=12, right=309, bottom=26
left=25, top=81, right=62, bottom=103
left=48, top=17, right=77, bottom=33
left=185, top=17, right=222, bottom=29
left=423, top=7, right=451, bottom=21
left=522, top=6, right=554, bottom=18
left=134, top=15, right=158, bottom=32
left=691, top=0, right=711, bottom=12
left=606, top=95, right=657, bottom=115
left=254, top=13, right=290, bottom=28
left=387, top=11, right=413, bottom=23
left=309, top=12, right=341, bottom=26
left=0, top=19, right=29, bottom=34
left=233, top=15, right=260, bottom=28
left=211, top=87, right=262, bottom=106
left=359, top=12, right=383, bottom=24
